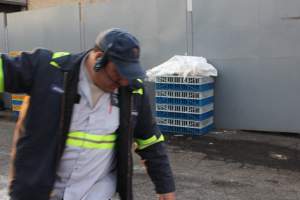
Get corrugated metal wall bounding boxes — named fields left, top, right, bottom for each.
left=7, top=4, right=81, bottom=52
left=2, top=0, right=300, bottom=133
left=192, top=0, right=300, bottom=132
left=0, top=13, right=6, bottom=53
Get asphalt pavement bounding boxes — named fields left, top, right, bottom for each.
left=1, top=110, right=300, bottom=200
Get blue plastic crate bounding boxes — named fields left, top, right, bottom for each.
left=11, top=100, right=23, bottom=106
left=156, top=103, right=214, bottom=114
left=155, top=76, right=214, bottom=85
left=155, top=76, right=215, bottom=136
left=156, top=90, right=213, bottom=100
left=155, top=82, right=214, bottom=92
left=158, top=124, right=214, bottom=135
left=155, top=96, right=214, bottom=106
left=156, top=110, right=213, bottom=121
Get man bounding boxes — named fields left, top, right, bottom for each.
left=0, top=28, right=175, bottom=200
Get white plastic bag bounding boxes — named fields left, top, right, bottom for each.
left=146, top=55, right=218, bottom=81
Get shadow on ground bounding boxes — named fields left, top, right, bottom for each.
left=166, top=134, right=300, bottom=172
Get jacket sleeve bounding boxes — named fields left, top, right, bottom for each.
left=134, top=87, right=176, bottom=194
left=0, top=49, right=46, bottom=94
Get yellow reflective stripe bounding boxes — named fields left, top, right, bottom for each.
left=0, top=57, right=4, bottom=92
left=136, top=134, right=165, bottom=150
left=50, top=61, right=60, bottom=68
left=50, top=52, right=70, bottom=68
left=136, top=78, right=143, bottom=83
left=132, top=88, right=143, bottom=95
left=66, top=132, right=117, bottom=149
left=52, top=52, right=70, bottom=59
left=68, top=131, right=117, bottom=142
left=66, top=138, right=116, bottom=149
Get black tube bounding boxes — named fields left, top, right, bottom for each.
left=117, top=86, right=134, bottom=200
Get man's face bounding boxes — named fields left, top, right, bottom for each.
left=88, top=51, right=129, bottom=93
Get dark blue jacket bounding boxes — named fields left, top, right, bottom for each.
left=0, top=49, right=175, bottom=200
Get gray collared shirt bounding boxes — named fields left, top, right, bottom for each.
left=51, top=56, right=119, bottom=200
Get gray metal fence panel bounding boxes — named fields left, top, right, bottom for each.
left=82, top=0, right=187, bottom=70
left=7, top=4, right=81, bottom=52
left=193, top=0, right=300, bottom=132
left=155, top=0, right=187, bottom=65
left=193, top=0, right=260, bottom=59
left=0, top=13, right=6, bottom=53
left=257, top=0, right=300, bottom=58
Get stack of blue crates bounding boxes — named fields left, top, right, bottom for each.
left=155, top=76, right=214, bottom=135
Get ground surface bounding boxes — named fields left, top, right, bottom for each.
left=1, top=110, right=300, bottom=200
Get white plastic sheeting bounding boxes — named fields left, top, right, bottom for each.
left=146, top=55, right=218, bottom=81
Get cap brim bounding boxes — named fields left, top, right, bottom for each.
left=112, top=59, right=146, bottom=80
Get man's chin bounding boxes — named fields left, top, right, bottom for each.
left=103, top=87, right=117, bottom=93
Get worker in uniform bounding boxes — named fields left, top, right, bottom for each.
left=0, top=28, right=175, bottom=200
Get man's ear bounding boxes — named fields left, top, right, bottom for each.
left=94, top=50, right=108, bottom=72
left=93, top=50, right=104, bottom=58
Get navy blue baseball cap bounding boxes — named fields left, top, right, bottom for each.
left=95, top=28, right=146, bottom=80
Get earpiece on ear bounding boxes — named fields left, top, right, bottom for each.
left=94, top=53, right=109, bottom=72
left=94, top=42, right=113, bottom=72
left=94, top=57, right=104, bottom=71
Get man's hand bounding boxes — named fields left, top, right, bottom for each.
left=159, top=192, right=176, bottom=200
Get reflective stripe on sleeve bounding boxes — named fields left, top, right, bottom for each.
left=50, top=52, right=70, bottom=68
left=136, top=79, right=143, bottom=83
left=66, top=131, right=117, bottom=149
left=0, top=57, right=4, bottom=92
left=50, top=61, right=60, bottom=68
left=135, top=134, right=165, bottom=150
left=52, top=52, right=70, bottom=59
left=132, top=79, right=144, bottom=95
left=132, top=88, right=143, bottom=95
